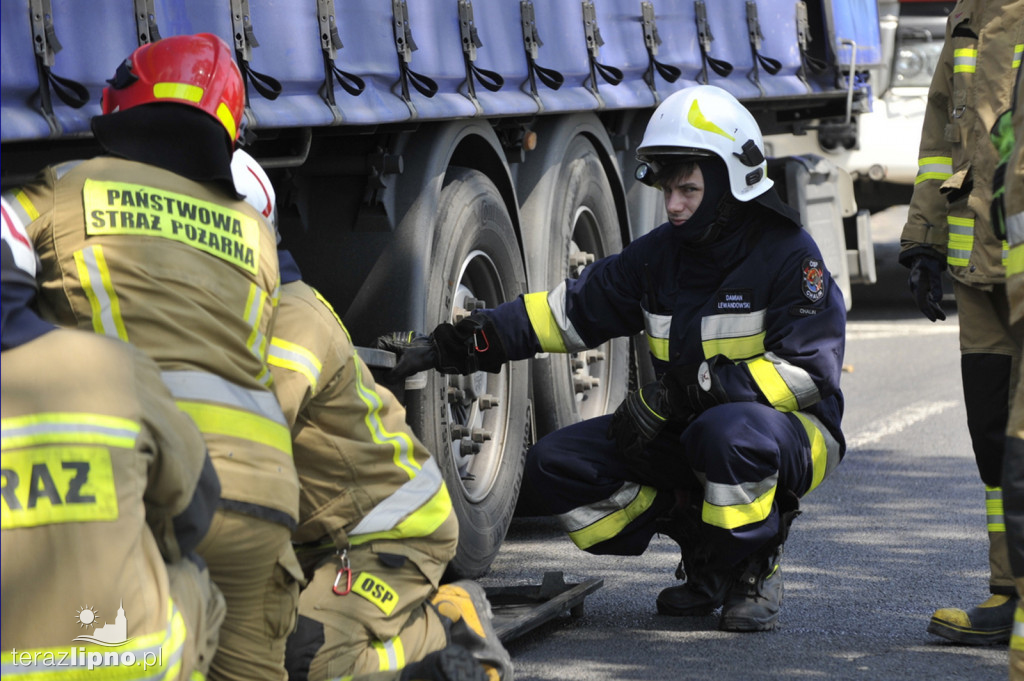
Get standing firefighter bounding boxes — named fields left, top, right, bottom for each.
left=898, top=0, right=1024, bottom=644
left=5, top=34, right=302, bottom=681
left=228, top=150, right=509, bottom=681
left=383, top=85, right=846, bottom=632
left=0, top=227, right=225, bottom=680
left=994, top=60, right=1024, bottom=678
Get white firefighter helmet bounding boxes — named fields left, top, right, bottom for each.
left=636, top=85, right=772, bottom=202
left=231, top=148, right=277, bottom=229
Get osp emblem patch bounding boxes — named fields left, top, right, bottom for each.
left=801, top=258, right=826, bottom=302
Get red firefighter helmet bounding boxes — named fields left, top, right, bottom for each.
left=101, top=33, right=244, bottom=146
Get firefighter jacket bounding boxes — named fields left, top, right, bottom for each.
left=1, top=328, right=220, bottom=675
left=6, top=157, right=298, bottom=527
left=486, top=199, right=846, bottom=456
left=1002, top=64, right=1024, bottom=325
left=268, top=279, right=457, bottom=564
left=900, top=0, right=1024, bottom=284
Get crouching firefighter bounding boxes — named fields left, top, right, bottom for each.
left=229, top=150, right=511, bottom=681
left=380, top=85, right=847, bottom=632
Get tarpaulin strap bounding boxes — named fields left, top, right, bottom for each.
left=133, top=0, right=162, bottom=45
left=520, top=0, right=564, bottom=105
left=795, top=0, right=827, bottom=85
left=581, top=1, right=623, bottom=107
left=230, top=0, right=282, bottom=109
left=694, top=1, right=733, bottom=84
left=640, top=1, right=681, bottom=103
left=316, top=0, right=365, bottom=119
left=459, top=0, right=505, bottom=110
left=28, top=0, right=89, bottom=137
left=744, top=1, right=782, bottom=95
left=391, top=0, right=438, bottom=117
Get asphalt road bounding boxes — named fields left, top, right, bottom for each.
left=479, top=207, right=1010, bottom=681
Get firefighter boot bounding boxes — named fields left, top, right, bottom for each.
left=399, top=645, right=489, bottom=681
left=928, top=593, right=1018, bottom=645
left=431, top=581, right=513, bottom=681
left=719, top=506, right=800, bottom=632
left=655, top=511, right=731, bottom=616
left=718, top=544, right=785, bottom=632
left=928, top=529, right=1017, bottom=644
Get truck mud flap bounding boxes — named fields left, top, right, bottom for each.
left=484, top=571, right=603, bottom=643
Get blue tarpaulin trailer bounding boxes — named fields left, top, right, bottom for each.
left=1, top=0, right=882, bottom=578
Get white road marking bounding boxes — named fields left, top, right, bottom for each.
left=846, top=400, right=959, bottom=450
left=846, top=321, right=958, bottom=341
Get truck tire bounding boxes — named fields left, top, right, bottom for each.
left=407, top=167, right=529, bottom=579
left=531, top=136, right=628, bottom=438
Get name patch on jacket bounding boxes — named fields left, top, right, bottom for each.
left=716, top=289, right=753, bottom=311
left=352, top=571, right=399, bottom=616
left=801, top=258, right=827, bottom=302
left=1, top=447, right=118, bottom=529
left=83, top=180, right=260, bottom=274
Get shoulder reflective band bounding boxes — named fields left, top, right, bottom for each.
left=83, top=180, right=261, bottom=274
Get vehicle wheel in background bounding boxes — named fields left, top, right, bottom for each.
left=407, top=167, right=529, bottom=579
left=530, top=136, right=628, bottom=439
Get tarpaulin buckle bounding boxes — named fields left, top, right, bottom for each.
left=332, top=549, right=352, bottom=596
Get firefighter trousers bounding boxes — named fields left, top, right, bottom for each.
left=285, top=514, right=458, bottom=681
left=525, top=402, right=833, bottom=569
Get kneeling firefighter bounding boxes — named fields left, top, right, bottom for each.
left=381, top=85, right=847, bottom=631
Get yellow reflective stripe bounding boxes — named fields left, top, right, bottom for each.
left=915, top=156, right=953, bottom=184
left=1013, top=606, right=1024, bottom=651
left=746, top=357, right=799, bottom=412
left=215, top=102, right=237, bottom=141
left=1014, top=43, right=1023, bottom=69
left=953, top=48, right=977, bottom=73
left=267, top=337, right=322, bottom=392
left=349, top=482, right=452, bottom=545
left=1008, top=243, right=1024, bottom=277
left=524, top=291, right=568, bottom=353
left=2, top=412, right=139, bottom=450
left=947, top=216, right=975, bottom=267
left=153, top=82, right=204, bottom=103
left=702, top=485, right=775, bottom=530
left=567, top=484, right=658, bottom=550
left=702, top=333, right=765, bottom=361
left=354, top=354, right=419, bottom=476
left=370, top=637, right=405, bottom=672
left=74, top=246, right=129, bottom=342
left=987, top=485, right=1005, bottom=532
left=643, top=311, right=671, bottom=361
left=243, top=283, right=272, bottom=387
left=794, top=412, right=830, bottom=494
left=176, top=400, right=292, bottom=456
left=13, top=189, right=40, bottom=222
left=1, top=600, right=187, bottom=681
left=647, top=335, right=669, bottom=361
left=688, top=98, right=735, bottom=140
left=700, top=310, right=766, bottom=360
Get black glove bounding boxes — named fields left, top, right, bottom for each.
left=376, top=314, right=509, bottom=381
left=907, top=253, right=946, bottom=322
left=375, top=332, right=437, bottom=382
left=607, top=382, right=671, bottom=463
left=431, top=313, right=508, bottom=374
